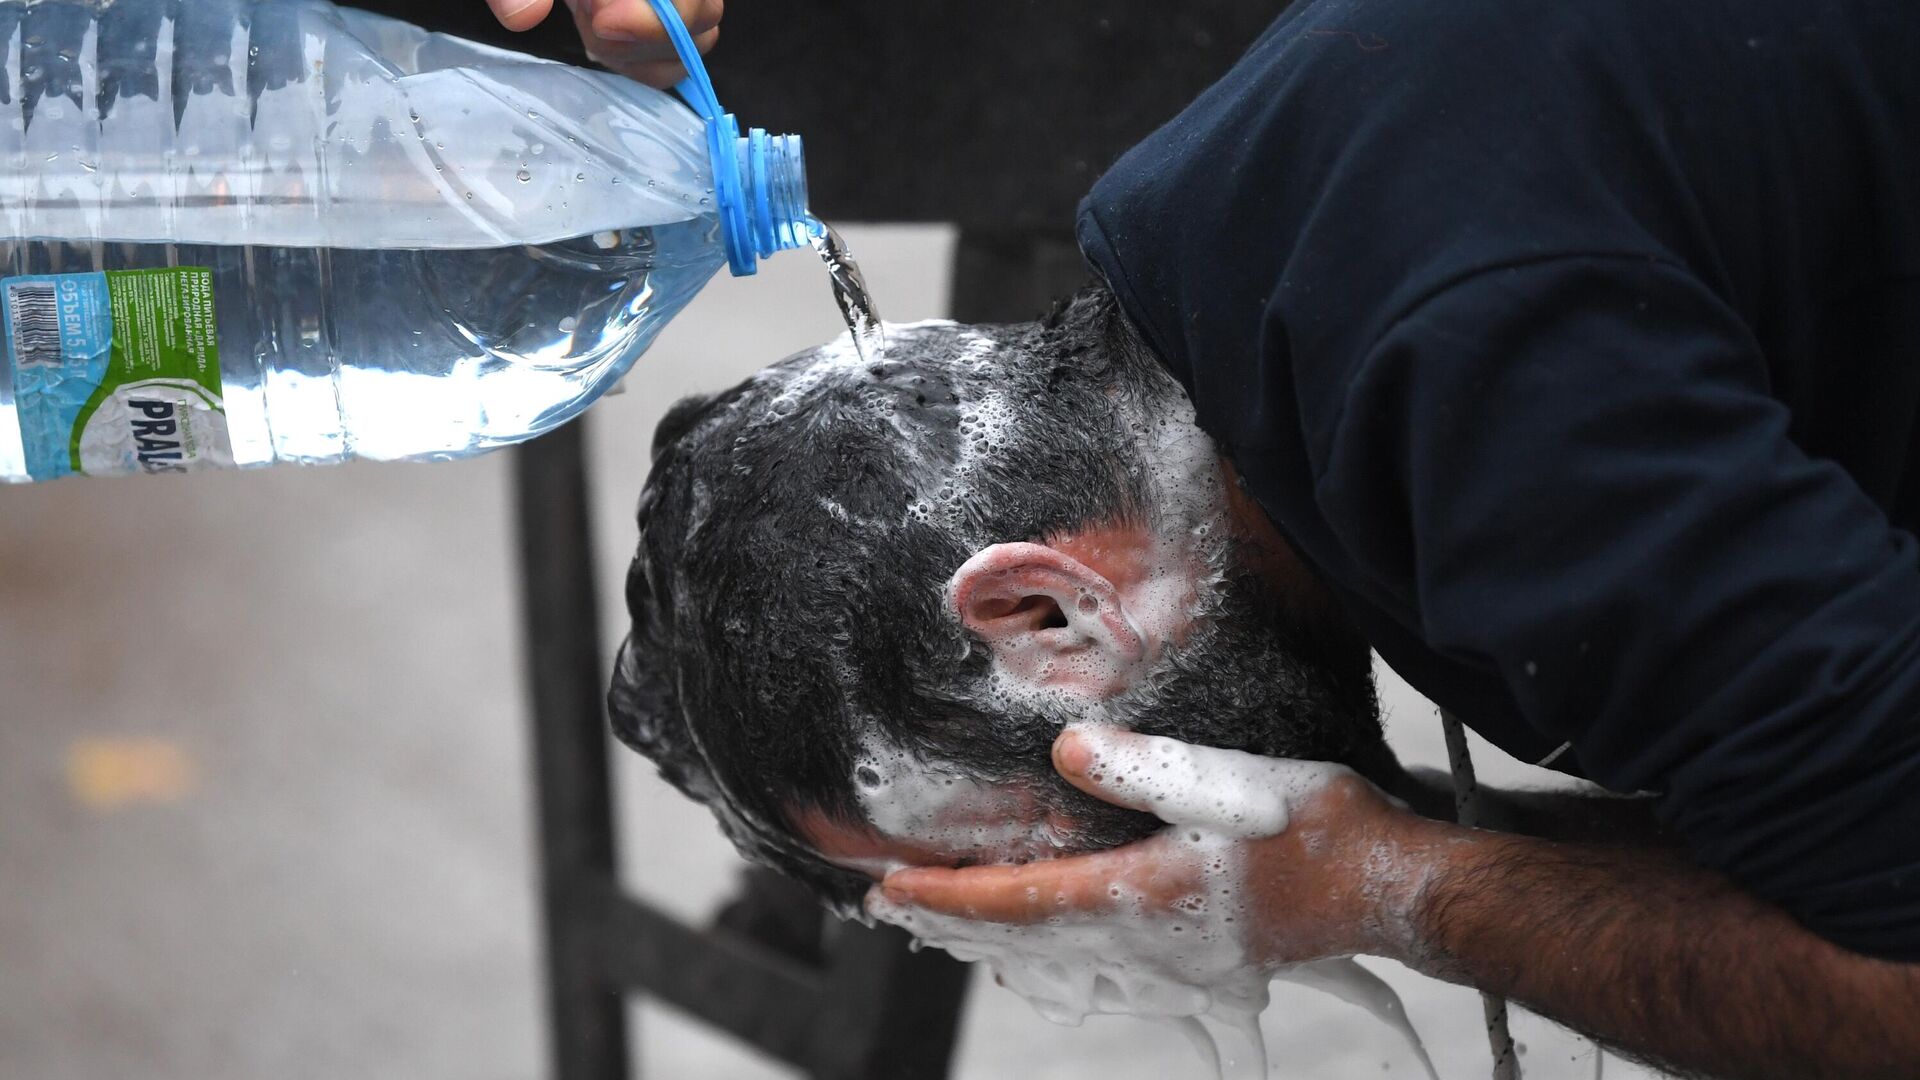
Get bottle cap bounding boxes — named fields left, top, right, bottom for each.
left=646, top=0, right=812, bottom=277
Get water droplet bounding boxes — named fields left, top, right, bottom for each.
left=558, top=315, right=579, bottom=333
left=516, top=169, right=532, bottom=183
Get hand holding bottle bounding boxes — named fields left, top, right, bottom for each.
left=487, top=0, right=724, bottom=87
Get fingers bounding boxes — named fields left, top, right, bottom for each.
left=490, top=0, right=725, bottom=62
left=488, top=0, right=556, bottom=31
left=1051, top=726, right=1161, bottom=811
left=619, top=58, right=701, bottom=88
left=881, top=844, right=1173, bottom=925
left=568, top=0, right=722, bottom=87
left=1053, top=725, right=1349, bottom=838
left=589, top=0, right=723, bottom=43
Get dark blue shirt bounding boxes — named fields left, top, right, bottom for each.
left=1079, top=0, right=1920, bottom=961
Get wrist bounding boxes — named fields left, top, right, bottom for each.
left=1354, top=812, right=1475, bottom=968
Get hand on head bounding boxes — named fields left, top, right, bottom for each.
left=486, top=0, right=724, bottom=88
left=613, top=304, right=1393, bottom=924
left=875, top=726, right=1438, bottom=971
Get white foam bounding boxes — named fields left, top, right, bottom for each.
left=851, top=731, right=1071, bottom=865
left=1127, top=384, right=1228, bottom=543
left=749, top=322, right=1020, bottom=511
left=868, top=726, right=1438, bottom=1080
left=750, top=332, right=869, bottom=421
left=902, top=328, right=1017, bottom=532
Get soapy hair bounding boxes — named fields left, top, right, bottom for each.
left=611, top=289, right=1161, bottom=913
left=610, top=287, right=1386, bottom=916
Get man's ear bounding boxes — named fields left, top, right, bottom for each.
left=947, top=542, right=1148, bottom=699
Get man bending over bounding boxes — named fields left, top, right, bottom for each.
left=585, top=0, right=1920, bottom=1076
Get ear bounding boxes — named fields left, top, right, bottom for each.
left=947, top=542, right=1149, bottom=699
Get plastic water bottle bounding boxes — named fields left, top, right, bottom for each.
left=0, top=0, right=811, bottom=482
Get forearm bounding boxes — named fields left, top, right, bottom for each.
left=1393, top=822, right=1920, bottom=1079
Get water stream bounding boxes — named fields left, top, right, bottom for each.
left=810, top=220, right=886, bottom=362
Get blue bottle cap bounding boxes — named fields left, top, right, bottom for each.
left=645, top=0, right=812, bottom=277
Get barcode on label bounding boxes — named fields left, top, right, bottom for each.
left=6, top=281, right=62, bottom=370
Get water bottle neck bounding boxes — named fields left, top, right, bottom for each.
left=700, top=114, right=811, bottom=277
left=643, top=0, right=811, bottom=276
left=726, top=129, right=812, bottom=273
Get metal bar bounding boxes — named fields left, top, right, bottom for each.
left=515, top=420, right=632, bottom=1080
left=1440, top=710, right=1522, bottom=1080
left=593, top=885, right=828, bottom=1062
left=806, top=924, right=973, bottom=1080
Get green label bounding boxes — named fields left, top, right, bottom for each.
left=66, top=267, right=231, bottom=476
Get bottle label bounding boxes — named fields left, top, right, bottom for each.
left=3, top=268, right=230, bottom=481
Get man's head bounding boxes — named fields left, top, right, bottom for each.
left=610, top=287, right=1388, bottom=917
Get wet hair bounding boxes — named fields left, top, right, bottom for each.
left=610, top=286, right=1384, bottom=916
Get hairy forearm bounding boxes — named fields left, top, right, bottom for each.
left=1397, top=823, right=1920, bottom=1080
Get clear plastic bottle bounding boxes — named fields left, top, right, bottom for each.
left=0, top=0, right=811, bottom=481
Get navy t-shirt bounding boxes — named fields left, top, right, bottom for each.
left=1079, top=0, right=1920, bottom=960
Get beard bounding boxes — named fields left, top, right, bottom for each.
left=999, top=548, right=1386, bottom=859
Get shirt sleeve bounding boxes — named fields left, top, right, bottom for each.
left=1312, top=253, right=1920, bottom=960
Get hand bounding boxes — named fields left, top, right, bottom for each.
left=875, top=726, right=1443, bottom=971
left=485, top=0, right=724, bottom=88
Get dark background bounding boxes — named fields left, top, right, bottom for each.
left=373, top=2, right=1279, bottom=230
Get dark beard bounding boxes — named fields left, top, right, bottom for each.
left=1026, top=557, right=1386, bottom=857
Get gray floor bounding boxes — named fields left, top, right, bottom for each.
left=0, top=225, right=1661, bottom=1079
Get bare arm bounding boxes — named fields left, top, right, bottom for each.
left=1408, top=822, right=1920, bottom=1079
left=885, top=729, right=1920, bottom=1080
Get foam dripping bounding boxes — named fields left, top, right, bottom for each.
left=865, top=728, right=1441, bottom=1080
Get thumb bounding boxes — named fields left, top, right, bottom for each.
left=488, top=0, right=555, bottom=31
left=1052, top=725, right=1350, bottom=838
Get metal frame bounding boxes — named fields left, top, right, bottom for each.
left=1440, top=711, right=1520, bottom=1080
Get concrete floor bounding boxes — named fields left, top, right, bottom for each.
left=0, top=225, right=1663, bottom=1079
